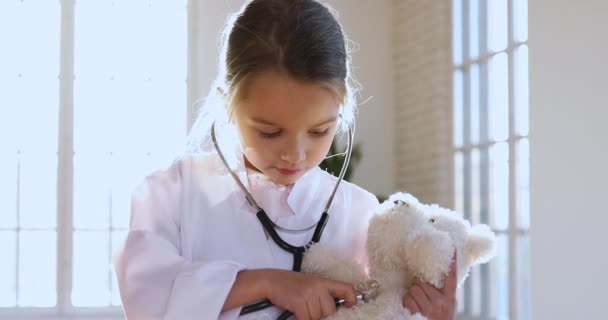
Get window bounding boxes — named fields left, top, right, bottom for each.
left=0, top=0, right=187, bottom=318
left=452, top=0, right=530, bottom=319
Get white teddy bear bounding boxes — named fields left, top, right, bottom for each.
left=302, top=192, right=497, bottom=320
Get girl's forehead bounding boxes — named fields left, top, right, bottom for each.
left=234, top=71, right=341, bottom=126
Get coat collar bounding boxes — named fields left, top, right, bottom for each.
left=220, top=152, right=324, bottom=228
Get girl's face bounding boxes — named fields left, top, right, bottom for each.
left=232, top=70, right=341, bottom=185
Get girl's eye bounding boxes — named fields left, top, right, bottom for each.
left=259, top=130, right=281, bottom=138
left=310, top=128, right=330, bottom=137
left=258, top=128, right=329, bottom=139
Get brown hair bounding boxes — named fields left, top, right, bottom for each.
left=187, top=0, right=357, bottom=155
left=226, top=0, right=347, bottom=104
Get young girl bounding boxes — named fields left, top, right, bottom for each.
left=114, top=0, right=457, bottom=319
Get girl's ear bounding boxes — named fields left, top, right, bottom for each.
left=464, top=224, right=497, bottom=266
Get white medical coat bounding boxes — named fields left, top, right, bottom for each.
left=113, top=152, right=379, bottom=320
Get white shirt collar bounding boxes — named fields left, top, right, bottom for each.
left=229, top=152, right=322, bottom=220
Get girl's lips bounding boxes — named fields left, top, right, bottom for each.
left=276, top=167, right=302, bottom=175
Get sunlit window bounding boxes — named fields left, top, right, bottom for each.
left=0, top=0, right=187, bottom=317
left=0, top=0, right=61, bottom=309
left=452, top=0, right=530, bottom=319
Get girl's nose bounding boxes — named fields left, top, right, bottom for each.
left=280, top=141, right=306, bottom=165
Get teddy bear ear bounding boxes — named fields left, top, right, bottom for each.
left=464, top=224, right=497, bottom=265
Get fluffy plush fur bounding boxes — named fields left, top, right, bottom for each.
left=302, top=192, right=497, bottom=319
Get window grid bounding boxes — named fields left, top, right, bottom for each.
left=0, top=0, right=61, bottom=313
left=453, top=0, right=529, bottom=319
left=0, top=0, right=189, bottom=318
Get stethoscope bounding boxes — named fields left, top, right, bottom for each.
left=210, top=120, right=355, bottom=319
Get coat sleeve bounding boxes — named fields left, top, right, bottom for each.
left=113, top=159, right=245, bottom=320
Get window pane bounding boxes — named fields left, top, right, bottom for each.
left=514, top=0, right=528, bottom=42
left=73, top=77, right=187, bottom=155
left=71, top=0, right=187, bottom=310
left=0, top=231, right=17, bottom=307
left=73, top=153, right=111, bottom=230
left=488, top=52, right=509, bottom=142
left=470, top=148, right=481, bottom=224
left=18, top=231, right=56, bottom=307
left=516, top=138, right=530, bottom=229
left=514, top=45, right=529, bottom=136
left=74, top=0, right=187, bottom=80
left=111, top=179, right=132, bottom=230
left=454, top=71, right=464, bottom=147
left=517, top=235, right=532, bottom=320
left=0, top=0, right=60, bottom=310
left=455, top=149, right=465, bottom=316
left=0, top=0, right=60, bottom=154
left=108, top=153, right=178, bottom=230
left=457, top=280, right=465, bottom=314
left=111, top=230, right=128, bottom=306
left=490, top=234, right=509, bottom=320
left=0, top=152, right=18, bottom=229
left=489, top=142, right=509, bottom=230
left=74, top=0, right=187, bottom=155
left=469, top=65, right=480, bottom=144
left=9, top=77, right=60, bottom=153
left=0, top=75, right=59, bottom=154
left=18, top=152, right=57, bottom=229
left=0, top=0, right=60, bottom=251
left=469, top=262, right=482, bottom=316
left=468, top=0, right=480, bottom=59
left=72, top=231, right=110, bottom=307
left=454, top=152, right=464, bottom=214
left=109, top=153, right=163, bottom=230
left=453, top=0, right=463, bottom=64
left=0, top=0, right=60, bottom=78
left=487, top=0, right=508, bottom=52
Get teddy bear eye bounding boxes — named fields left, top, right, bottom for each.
left=393, top=200, right=409, bottom=207
left=429, top=218, right=436, bottom=223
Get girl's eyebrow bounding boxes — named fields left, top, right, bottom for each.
left=250, top=116, right=337, bottom=127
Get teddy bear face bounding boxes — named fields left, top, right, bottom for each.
left=366, top=197, right=431, bottom=267
left=422, top=203, right=497, bottom=286
left=366, top=193, right=496, bottom=289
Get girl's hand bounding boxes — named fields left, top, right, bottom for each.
left=402, top=253, right=458, bottom=320
left=262, top=269, right=357, bottom=320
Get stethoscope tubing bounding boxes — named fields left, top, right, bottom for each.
left=210, top=121, right=355, bottom=319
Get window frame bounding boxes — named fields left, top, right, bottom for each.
left=0, top=0, right=196, bottom=318
left=452, top=0, right=530, bottom=319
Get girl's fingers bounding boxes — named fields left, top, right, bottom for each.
left=319, top=293, right=337, bottom=317
left=403, top=294, right=421, bottom=314
left=409, top=285, right=432, bottom=313
left=414, top=278, right=443, bottom=301
left=306, top=299, right=321, bottom=320
left=293, top=303, right=310, bottom=320
left=402, top=252, right=459, bottom=320
left=442, top=250, right=458, bottom=295
left=327, top=281, right=357, bottom=307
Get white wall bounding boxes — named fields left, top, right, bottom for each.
left=190, top=0, right=395, bottom=196
left=391, top=1, right=452, bottom=207
left=529, top=1, right=608, bottom=319
left=324, top=0, right=395, bottom=197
